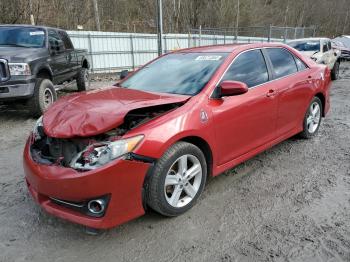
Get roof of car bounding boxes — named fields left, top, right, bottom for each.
left=176, top=42, right=289, bottom=53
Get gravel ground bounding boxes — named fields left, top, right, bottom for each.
left=0, top=63, right=349, bottom=262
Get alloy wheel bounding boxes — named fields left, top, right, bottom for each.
left=306, top=101, right=321, bottom=133
left=164, top=154, right=202, bottom=208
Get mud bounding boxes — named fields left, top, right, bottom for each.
left=0, top=63, right=349, bottom=262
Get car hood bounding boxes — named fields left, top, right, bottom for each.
left=0, top=46, right=47, bottom=62
left=43, top=87, right=190, bottom=138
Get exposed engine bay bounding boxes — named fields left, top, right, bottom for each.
left=30, top=103, right=183, bottom=170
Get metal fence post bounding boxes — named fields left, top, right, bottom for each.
left=188, top=31, right=191, bottom=48
left=87, top=33, right=94, bottom=73
left=129, top=34, right=135, bottom=70
left=268, top=25, right=272, bottom=42
left=235, top=27, right=238, bottom=42
left=164, top=35, right=167, bottom=53
left=199, top=25, right=202, bottom=46
left=283, top=27, right=287, bottom=43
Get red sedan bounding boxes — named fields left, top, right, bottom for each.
left=23, top=43, right=331, bottom=229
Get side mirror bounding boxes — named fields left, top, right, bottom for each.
left=218, top=80, right=248, bottom=97
left=120, top=70, right=129, bottom=80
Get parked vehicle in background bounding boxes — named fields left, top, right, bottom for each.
left=0, top=25, right=89, bottom=116
left=332, top=38, right=350, bottom=60
left=287, top=38, right=341, bottom=80
left=24, top=43, right=331, bottom=229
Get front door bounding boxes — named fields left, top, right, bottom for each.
left=210, top=49, right=278, bottom=165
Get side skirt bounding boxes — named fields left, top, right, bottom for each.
left=213, top=126, right=302, bottom=176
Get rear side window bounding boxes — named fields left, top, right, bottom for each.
left=294, top=56, right=308, bottom=71
left=58, top=31, right=74, bottom=50
left=266, top=48, right=298, bottom=78
left=222, top=49, right=268, bottom=88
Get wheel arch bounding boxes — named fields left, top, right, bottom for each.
left=82, top=58, right=89, bottom=69
left=315, top=92, right=326, bottom=117
left=36, top=67, right=53, bottom=81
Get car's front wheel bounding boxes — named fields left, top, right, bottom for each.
left=299, top=96, right=323, bottom=139
left=146, top=142, right=207, bottom=216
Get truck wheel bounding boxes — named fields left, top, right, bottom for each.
left=331, top=61, right=340, bottom=80
left=146, top=142, right=207, bottom=216
left=27, top=78, right=57, bottom=117
left=76, top=68, right=89, bottom=91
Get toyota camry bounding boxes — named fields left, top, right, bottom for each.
left=23, top=43, right=331, bottom=229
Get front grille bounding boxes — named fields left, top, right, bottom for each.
left=0, top=59, right=10, bottom=82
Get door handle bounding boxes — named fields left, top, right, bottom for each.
left=266, top=89, right=276, bottom=97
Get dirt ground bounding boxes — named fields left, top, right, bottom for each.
left=0, top=63, right=349, bottom=262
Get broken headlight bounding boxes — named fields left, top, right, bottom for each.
left=70, top=135, right=144, bottom=170
left=33, top=116, right=43, bottom=141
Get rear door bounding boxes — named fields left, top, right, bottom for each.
left=264, top=48, right=314, bottom=136
left=211, top=49, right=278, bottom=165
left=58, top=30, right=78, bottom=80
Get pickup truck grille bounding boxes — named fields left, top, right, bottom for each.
left=0, top=59, right=10, bottom=82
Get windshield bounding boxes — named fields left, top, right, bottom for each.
left=120, top=52, right=228, bottom=95
left=0, top=27, right=45, bottom=48
left=288, top=40, right=320, bottom=52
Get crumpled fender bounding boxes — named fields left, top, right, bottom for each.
left=43, top=87, right=190, bottom=138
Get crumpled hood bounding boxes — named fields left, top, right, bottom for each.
left=43, top=87, right=190, bottom=138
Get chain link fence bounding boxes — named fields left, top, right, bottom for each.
left=67, top=25, right=316, bottom=74
left=189, top=26, right=317, bottom=46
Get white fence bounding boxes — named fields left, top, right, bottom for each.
left=67, top=30, right=284, bottom=73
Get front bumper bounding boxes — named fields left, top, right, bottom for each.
left=0, top=76, right=35, bottom=100
left=23, top=138, right=151, bottom=229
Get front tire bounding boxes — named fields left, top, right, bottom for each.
left=146, top=142, right=207, bottom=216
left=26, top=78, right=57, bottom=117
left=331, top=61, right=340, bottom=80
left=299, top=96, right=322, bottom=139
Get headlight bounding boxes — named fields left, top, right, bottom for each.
left=33, top=116, right=43, bottom=141
left=8, top=63, right=31, bottom=76
left=70, top=135, right=144, bottom=170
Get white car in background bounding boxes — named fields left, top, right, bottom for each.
left=287, top=38, right=341, bottom=80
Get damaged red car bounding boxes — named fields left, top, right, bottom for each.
left=23, top=43, right=331, bottom=229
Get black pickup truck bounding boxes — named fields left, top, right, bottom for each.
left=0, top=25, right=89, bottom=116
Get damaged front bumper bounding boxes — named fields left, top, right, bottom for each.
left=23, top=136, right=152, bottom=229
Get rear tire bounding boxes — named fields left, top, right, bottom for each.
left=26, top=78, right=57, bottom=117
left=76, top=68, right=89, bottom=91
left=146, top=142, right=207, bottom=217
left=331, top=61, right=340, bottom=80
left=299, top=96, right=322, bottom=139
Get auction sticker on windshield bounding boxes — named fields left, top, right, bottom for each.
left=29, top=31, right=45, bottom=36
left=195, top=55, right=222, bottom=61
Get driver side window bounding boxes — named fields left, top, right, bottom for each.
left=222, top=49, right=269, bottom=88
left=48, top=30, right=63, bottom=50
